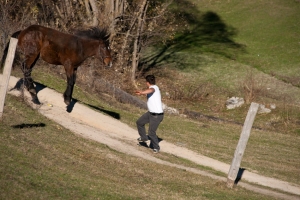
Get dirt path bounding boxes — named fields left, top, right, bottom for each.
left=3, top=75, right=300, bottom=200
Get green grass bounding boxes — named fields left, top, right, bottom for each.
left=193, top=0, right=300, bottom=77
left=142, top=0, right=300, bottom=136
left=1, top=0, right=300, bottom=198
left=1, top=95, right=277, bottom=200
left=9, top=65, right=300, bottom=187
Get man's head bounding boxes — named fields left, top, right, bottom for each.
left=145, top=75, right=156, bottom=85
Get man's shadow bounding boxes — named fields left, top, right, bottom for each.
left=138, top=136, right=163, bottom=149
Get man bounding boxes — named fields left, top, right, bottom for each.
left=135, top=75, right=164, bottom=153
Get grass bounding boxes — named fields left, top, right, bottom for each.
left=8, top=64, right=300, bottom=187
left=1, top=0, right=300, bottom=198
left=193, top=0, right=300, bottom=77
left=0, top=95, right=277, bottom=200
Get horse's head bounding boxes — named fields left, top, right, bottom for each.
left=99, top=41, right=112, bottom=68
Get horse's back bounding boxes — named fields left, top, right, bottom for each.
left=19, top=25, right=67, bottom=42
left=17, top=25, right=74, bottom=64
left=16, top=25, right=104, bottom=67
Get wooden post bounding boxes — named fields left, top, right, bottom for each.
left=0, top=38, right=18, bottom=119
left=227, top=102, right=259, bottom=188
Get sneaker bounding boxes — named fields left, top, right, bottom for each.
left=137, top=137, right=148, bottom=142
left=153, top=149, right=159, bottom=153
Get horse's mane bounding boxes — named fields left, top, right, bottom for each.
left=74, top=27, right=109, bottom=42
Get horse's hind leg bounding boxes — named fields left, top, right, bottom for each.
left=22, top=54, right=40, bottom=104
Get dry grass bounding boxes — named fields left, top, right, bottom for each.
left=0, top=95, right=277, bottom=200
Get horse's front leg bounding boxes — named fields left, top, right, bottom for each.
left=63, top=68, right=77, bottom=106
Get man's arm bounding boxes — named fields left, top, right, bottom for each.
left=135, top=88, right=155, bottom=95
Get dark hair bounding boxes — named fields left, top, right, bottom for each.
left=145, top=75, right=155, bottom=85
left=74, top=27, right=109, bottom=42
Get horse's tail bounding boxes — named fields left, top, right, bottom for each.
left=1, top=30, right=21, bottom=70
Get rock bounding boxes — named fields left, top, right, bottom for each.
left=270, top=103, right=276, bottom=109
left=258, top=104, right=271, bottom=114
left=226, top=97, right=245, bottom=109
left=162, top=103, right=179, bottom=114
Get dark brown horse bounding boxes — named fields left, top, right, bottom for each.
left=6, top=25, right=112, bottom=105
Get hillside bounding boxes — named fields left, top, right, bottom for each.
left=1, top=0, right=300, bottom=199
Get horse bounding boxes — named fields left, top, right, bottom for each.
left=3, top=24, right=112, bottom=105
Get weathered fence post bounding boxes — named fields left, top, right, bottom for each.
left=227, top=102, right=259, bottom=188
left=0, top=38, right=18, bottom=119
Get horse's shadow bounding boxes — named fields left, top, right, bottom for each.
left=10, top=79, right=47, bottom=105
left=87, top=104, right=120, bottom=119
left=67, top=99, right=121, bottom=118
left=66, top=98, right=77, bottom=113
left=11, top=79, right=121, bottom=118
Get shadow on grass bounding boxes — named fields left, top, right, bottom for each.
left=11, top=123, right=46, bottom=129
left=140, top=0, right=246, bottom=72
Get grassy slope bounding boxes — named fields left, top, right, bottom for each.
left=9, top=65, right=300, bottom=187
left=154, top=0, right=300, bottom=135
left=194, top=0, right=300, bottom=76
left=1, top=0, right=300, bottom=198
left=0, top=95, right=276, bottom=200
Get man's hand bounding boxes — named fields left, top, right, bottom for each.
left=135, top=91, right=142, bottom=95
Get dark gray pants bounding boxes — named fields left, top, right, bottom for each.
left=136, top=112, right=163, bottom=150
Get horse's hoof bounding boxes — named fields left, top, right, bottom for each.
left=32, top=97, right=41, bottom=105
left=64, top=99, right=70, bottom=106
left=29, top=88, right=37, bottom=95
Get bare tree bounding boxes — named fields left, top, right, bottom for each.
left=131, top=0, right=148, bottom=85
left=104, top=0, right=126, bottom=39
left=88, top=0, right=99, bottom=26
left=113, top=0, right=175, bottom=85
left=1, top=0, right=179, bottom=90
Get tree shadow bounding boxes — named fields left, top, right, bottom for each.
left=140, top=0, right=246, bottom=72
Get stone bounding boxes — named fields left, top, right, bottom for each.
left=258, top=104, right=271, bottom=114
left=226, top=97, right=245, bottom=109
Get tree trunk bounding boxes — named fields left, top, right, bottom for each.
left=89, top=0, right=99, bottom=26
left=106, top=0, right=126, bottom=41
left=131, top=0, right=148, bottom=85
left=64, top=0, right=73, bottom=18
left=84, top=0, right=92, bottom=21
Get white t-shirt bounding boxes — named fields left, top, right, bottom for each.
left=147, top=85, right=163, bottom=113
